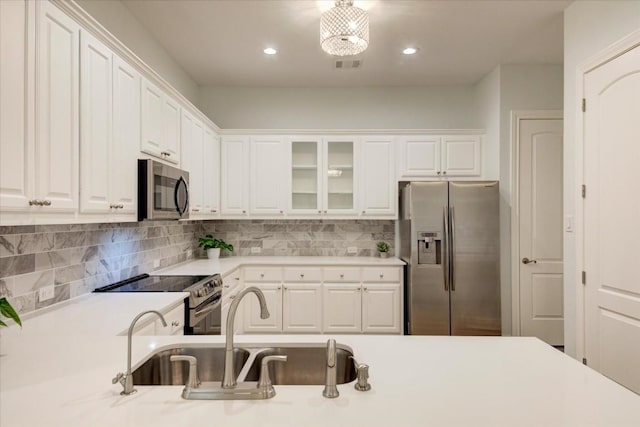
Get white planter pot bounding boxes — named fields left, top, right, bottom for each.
left=379, top=252, right=389, bottom=258
left=206, top=248, right=220, bottom=259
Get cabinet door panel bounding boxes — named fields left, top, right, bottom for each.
left=112, top=56, right=140, bottom=215
left=182, top=111, right=203, bottom=213
left=250, top=137, right=285, bottom=215
left=140, top=78, right=164, bottom=158
left=398, top=136, right=441, bottom=177
left=361, top=137, right=395, bottom=217
left=221, top=137, right=249, bottom=215
left=289, top=137, right=323, bottom=215
left=80, top=31, right=112, bottom=213
left=202, top=128, right=220, bottom=216
left=243, top=283, right=282, bottom=333
left=323, top=284, right=362, bottom=333
left=441, top=135, right=481, bottom=176
left=283, top=283, right=322, bottom=333
left=163, top=97, right=181, bottom=164
left=0, top=0, right=31, bottom=210
left=36, top=1, right=79, bottom=210
left=362, top=283, right=401, bottom=333
left=324, top=137, right=357, bottom=214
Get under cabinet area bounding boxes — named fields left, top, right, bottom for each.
left=230, top=264, right=403, bottom=335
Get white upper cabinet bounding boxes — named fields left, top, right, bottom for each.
left=324, top=136, right=358, bottom=215
left=35, top=1, right=80, bottom=211
left=80, top=31, right=112, bottom=213
left=398, top=134, right=482, bottom=179
left=79, top=31, right=138, bottom=220
left=202, top=128, right=220, bottom=216
left=0, top=0, right=31, bottom=211
left=111, top=56, right=140, bottom=215
left=181, top=111, right=219, bottom=218
left=288, top=137, right=323, bottom=215
left=360, top=136, right=396, bottom=218
left=441, top=135, right=481, bottom=176
left=221, top=136, right=249, bottom=216
left=141, top=77, right=181, bottom=165
left=250, top=136, right=286, bottom=216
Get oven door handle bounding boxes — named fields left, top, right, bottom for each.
left=193, top=297, right=221, bottom=319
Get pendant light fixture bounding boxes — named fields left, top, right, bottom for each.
left=320, top=0, right=369, bottom=56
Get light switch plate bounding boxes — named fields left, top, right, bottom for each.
left=39, top=285, right=55, bottom=302
left=564, top=215, right=574, bottom=233
left=153, top=259, right=161, bottom=268
left=347, top=246, right=358, bottom=254
left=186, top=249, right=193, bottom=258
left=251, top=247, right=261, bottom=254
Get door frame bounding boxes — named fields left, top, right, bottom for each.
left=510, top=110, right=563, bottom=336
left=575, top=28, right=640, bottom=363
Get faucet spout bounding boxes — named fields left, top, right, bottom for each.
left=322, top=338, right=339, bottom=398
left=114, top=310, right=167, bottom=395
left=222, top=286, right=270, bottom=389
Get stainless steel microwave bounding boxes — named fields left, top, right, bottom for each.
left=138, top=159, right=189, bottom=221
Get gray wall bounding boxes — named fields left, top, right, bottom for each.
left=563, top=0, right=640, bottom=358
left=0, top=222, right=200, bottom=315
left=76, top=0, right=200, bottom=106
left=199, top=85, right=481, bottom=129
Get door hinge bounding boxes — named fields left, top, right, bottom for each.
left=582, top=357, right=588, bottom=365
left=581, top=185, right=586, bottom=198
left=582, top=98, right=586, bottom=112
left=582, top=271, right=586, bottom=285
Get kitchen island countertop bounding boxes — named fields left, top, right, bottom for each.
left=1, top=284, right=639, bottom=426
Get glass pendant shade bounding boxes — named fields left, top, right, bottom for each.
left=320, top=1, right=369, bottom=56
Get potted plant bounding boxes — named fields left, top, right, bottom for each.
left=0, top=297, right=21, bottom=328
left=198, top=235, right=234, bottom=259
left=376, top=241, right=390, bottom=258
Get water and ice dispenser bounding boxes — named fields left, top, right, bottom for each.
left=417, top=231, right=441, bottom=264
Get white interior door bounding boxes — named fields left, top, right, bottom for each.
left=518, top=118, right=564, bottom=345
left=584, top=44, right=640, bottom=393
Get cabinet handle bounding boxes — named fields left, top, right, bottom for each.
left=42, top=200, right=51, bottom=206
left=110, top=204, right=116, bottom=209
left=363, top=287, right=368, bottom=291
left=117, top=204, right=123, bottom=209
left=223, top=285, right=230, bottom=288
left=437, top=171, right=441, bottom=175
left=277, top=286, right=281, bottom=290
left=29, top=199, right=40, bottom=206
left=192, top=208, right=200, bottom=212
left=171, top=321, right=180, bottom=327
left=283, top=286, right=288, bottom=290
left=211, top=209, right=217, bottom=213
left=234, top=277, right=240, bottom=280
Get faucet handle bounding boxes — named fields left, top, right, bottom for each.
left=354, top=363, right=371, bottom=391
left=170, top=355, right=201, bottom=389
left=257, top=355, right=288, bottom=398
left=112, top=372, right=125, bottom=386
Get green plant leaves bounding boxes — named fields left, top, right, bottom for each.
left=0, top=297, right=22, bottom=327
left=197, top=236, right=234, bottom=252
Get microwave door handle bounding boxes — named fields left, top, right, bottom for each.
left=175, top=176, right=189, bottom=216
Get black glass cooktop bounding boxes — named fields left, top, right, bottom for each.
left=94, top=274, right=209, bottom=293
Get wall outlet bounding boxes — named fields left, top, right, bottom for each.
left=251, top=247, right=261, bottom=254
left=564, top=215, right=574, bottom=233
left=39, top=285, right=55, bottom=302
left=153, top=259, right=161, bottom=268
left=347, top=246, right=358, bottom=254
left=186, top=249, right=193, bottom=258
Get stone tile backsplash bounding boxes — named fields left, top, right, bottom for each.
left=0, top=219, right=394, bottom=316
left=201, top=220, right=395, bottom=257
left=0, top=222, right=201, bottom=315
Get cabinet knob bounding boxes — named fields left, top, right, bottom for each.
left=277, top=286, right=281, bottom=290
left=171, top=321, right=180, bottom=327
left=340, top=274, right=344, bottom=279
left=437, top=171, right=441, bottom=175
left=379, top=274, right=384, bottom=279
left=442, top=171, right=446, bottom=175
left=192, top=208, right=200, bottom=212
left=234, top=277, right=240, bottom=280
left=283, top=286, right=287, bottom=290
left=362, top=210, right=365, bottom=214
left=324, top=210, right=327, bottom=214
left=118, top=204, right=124, bottom=209
left=211, top=209, right=217, bottom=213
left=318, top=210, right=322, bottom=214
left=300, top=274, right=304, bottom=279
left=43, top=200, right=51, bottom=206
left=363, top=287, right=368, bottom=291
left=260, top=273, right=264, bottom=278
left=280, top=210, right=284, bottom=214
left=110, top=204, right=116, bottom=209
left=223, top=285, right=230, bottom=288
left=242, top=210, right=246, bottom=214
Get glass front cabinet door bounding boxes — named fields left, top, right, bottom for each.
left=324, top=137, right=356, bottom=215
left=289, top=138, right=323, bottom=214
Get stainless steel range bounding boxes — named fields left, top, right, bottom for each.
left=94, top=274, right=223, bottom=335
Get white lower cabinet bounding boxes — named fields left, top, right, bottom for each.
left=283, top=283, right=322, bottom=333
left=323, top=284, right=362, bottom=333
left=362, top=283, right=401, bottom=333
left=242, top=283, right=282, bottom=333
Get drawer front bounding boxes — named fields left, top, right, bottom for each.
left=362, top=267, right=401, bottom=283
left=244, top=267, right=283, bottom=282
left=283, top=267, right=322, bottom=282
left=323, top=267, right=361, bottom=283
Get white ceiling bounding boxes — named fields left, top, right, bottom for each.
left=122, top=0, right=570, bottom=87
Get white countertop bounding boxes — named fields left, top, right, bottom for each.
left=155, top=256, right=405, bottom=277
left=1, top=283, right=640, bottom=426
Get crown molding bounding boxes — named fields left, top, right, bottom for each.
left=219, top=128, right=486, bottom=136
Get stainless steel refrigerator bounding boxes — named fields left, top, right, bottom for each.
left=399, top=181, right=501, bottom=335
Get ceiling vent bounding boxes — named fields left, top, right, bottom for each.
left=334, top=59, right=362, bottom=69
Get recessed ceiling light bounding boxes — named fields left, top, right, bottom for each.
left=403, top=47, right=418, bottom=55
left=263, top=47, right=277, bottom=55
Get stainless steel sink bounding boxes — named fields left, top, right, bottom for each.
left=131, top=343, right=357, bottom=386
left=132, top=347, right=250, bottom=385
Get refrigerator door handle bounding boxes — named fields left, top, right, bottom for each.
left=443, top=206, right=449, bottom=291
left=450, top=205, right=456, bottom=292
